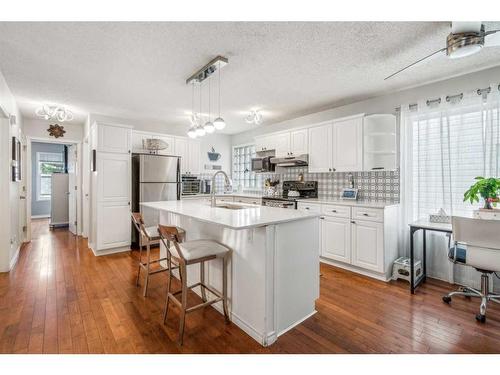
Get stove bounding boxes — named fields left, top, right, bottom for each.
left=262, top=181, right=318, bottom=209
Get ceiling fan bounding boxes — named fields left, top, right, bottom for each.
left=384, top=22, right=500, bottom=80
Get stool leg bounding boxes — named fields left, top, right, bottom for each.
left=163, top=252, right=172, bottom=324
left=136, top=242, right=143, bottom=287
left=178, top=262, right=188, bottom=345
left=143, top=242, right=151, bottom=297
left=222, top=255, right=230, bottom=324
left=200, top=261, right=207, bottom=302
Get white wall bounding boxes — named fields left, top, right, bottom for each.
left=231, top=65, right=500, bottom=145
left=24, top=118, right=84, bottom=141
left=0, top=68, right=24, bottom=272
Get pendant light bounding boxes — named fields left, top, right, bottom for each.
left=213, top=61, right=226, bottom=130
left=203, top=77, right=215, bottom=134
left=187, top=82, right=198, bottom=138
left=195, top=80, right=206, bottom=137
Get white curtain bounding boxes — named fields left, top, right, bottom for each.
left=399, top=84, right=500, bottom=285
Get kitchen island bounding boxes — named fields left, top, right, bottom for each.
left=141, top=200, right=320, bottom=346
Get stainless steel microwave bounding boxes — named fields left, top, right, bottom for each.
left=251, top=156, right=275, bottom=173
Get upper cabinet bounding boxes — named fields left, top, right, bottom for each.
left=175, top=137, right=200, bottom=175
left=97, top=123, right=132, bottom=154
left=274, top=133, right=291, bottom=157
left=308, top=124, right=332, bottom=173
left=332, top=115, right=363, bottom=172
left=255, top=135, right=274, bottom=152
left=363, top=114, right=397, bottom=171
left=290, top=129, right=308, bottom=156
left=131, top=131, right=175, bottom=156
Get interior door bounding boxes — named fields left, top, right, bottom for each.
left=68, top=144, right=77, bottom=235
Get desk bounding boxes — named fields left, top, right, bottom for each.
left=408, top=219, right=452, bottom=294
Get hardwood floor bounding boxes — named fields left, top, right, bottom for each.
left=1, top=219, right=500, bottom=354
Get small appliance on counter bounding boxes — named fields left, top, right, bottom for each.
left=341, top=188, right=358, bottom=200
left=262, top=180, right=318, bottom=209
left=181, top=175, right=201, bottom=195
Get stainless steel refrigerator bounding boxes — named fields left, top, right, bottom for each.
left=131, top=153, right=181, bottom=247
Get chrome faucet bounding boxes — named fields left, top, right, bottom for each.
left=211, top=170, right=232, bottom=207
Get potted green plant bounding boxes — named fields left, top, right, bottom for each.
left=463, top=176, right=500, bottom=209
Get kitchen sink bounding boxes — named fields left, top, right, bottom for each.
left=215, top=203, right=250, bottom=210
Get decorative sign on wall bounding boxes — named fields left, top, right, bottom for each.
left=207, top=146, right=221, bottom=161
left=47, top=123, right=66, bottom=138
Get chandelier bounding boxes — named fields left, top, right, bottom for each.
left=36, top=104, right=74, bottom=122
left=186, top=56, right=227, bottom=138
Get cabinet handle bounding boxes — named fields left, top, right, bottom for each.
left=328, top=168, right=331, bottom=172
left=351, top=220, right=356, bottom=224
left=331, top=210, right=337, bottom=213
left=371, top=167, right=384, bottom=170
left=305, top=207, right=310, bottom=210
left=362, top=213, right=369, bottom=216
left=320, top=217, right=325, bottom=220
left=332, top=168, right=336, bottom=172
left=128, top=202, right=130, bottom=206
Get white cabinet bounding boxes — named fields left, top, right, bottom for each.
left=363, top=114, right=397, bottom=171
left=273, top=133, right=291, bottom=157
left=89, top=122, right=132, bottom=254
left=97, top=152, right=131, bottom=202
left=255, top=135, right=274, bottom=152
left=308, top=124, right=332, bottom=173
left=97, top=123, right=131, bottom=154
left=175, top=138, right=200, bottom=175
left=321, top=216, right=351, bottom=263
left=290, top=129, right=308, bottom=156
left=351, top=220, right=384, bottom=273
left=131, top=131, right=175, bottom=155
left=96, top=201, right=131, bottom=250
left=188, top=139, right=201, bottom=175
left=332, top=116, right=363, bottom=172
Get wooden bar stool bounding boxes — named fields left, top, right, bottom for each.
left=158, top=225, right=231, bottom=345
left=131, top=213, right=185, bottom=297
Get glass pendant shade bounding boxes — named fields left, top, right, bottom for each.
left=196, top=125, right=206, bottom=137
left=187, top=127, right=197, bottom=138
left=213, top=117, right=226, bottom=130
left=204, top=121, right=215, bottom=133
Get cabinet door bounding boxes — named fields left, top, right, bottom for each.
left=97, top=152, right=131, bottom=202
left=188, top=140, right=201, bottom=175
left=308, top=124, right=332, bottom=173
left=290, top=129, right=308, bottom=156
left=351, top=220, right=384, bottom=272
left=332, top=117, right=363, bottom=172
left=97, top=201, right=131, bottom=250
left=255, top=136, right=267, bottom=152
left=97, top=124, right=131, bottom=154
left=321, top=217, right=351, bottom=263
left=273, top=133, right=291, bottom=157
left=174, top=138, right=189, bottom=174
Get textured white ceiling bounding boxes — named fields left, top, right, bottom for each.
left=0, top=22, right=499, bottom=134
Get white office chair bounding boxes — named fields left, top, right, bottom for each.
left=443, top=216, right=500, bottom=322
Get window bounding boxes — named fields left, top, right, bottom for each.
left=404, top=96, right=500, bottom=220
left=37, top=152, right=65, bottom=201
left=232, top=144, right=258, bottom=190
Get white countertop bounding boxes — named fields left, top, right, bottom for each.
left=141, top=200, right=319, bottom=229
left=297, top=197, right=399, bottom=208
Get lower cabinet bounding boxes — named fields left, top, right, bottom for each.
left=96, top=201, right=131, bottom=250
left=321, top=216, right=351, bottom=263
left=351, top=220, right=384, bottom=273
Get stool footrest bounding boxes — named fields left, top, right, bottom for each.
left=168, top=282, right=224, bottom=313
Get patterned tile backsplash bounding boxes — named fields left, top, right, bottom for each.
left=259, top=167, right=400, bottom=203
left=197, top=168, right=400, bottom=203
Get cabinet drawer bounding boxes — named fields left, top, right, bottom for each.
left=297, top=202, right=321, bottom=213
left=217, top=197, right=234, bottom=203
left=352, top=207, right=384, bottom=222
left=321, top=204, right=350, bottom=218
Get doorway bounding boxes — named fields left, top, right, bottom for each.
left=28, top=139, right=79, bottom=237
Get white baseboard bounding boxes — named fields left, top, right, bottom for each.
left=277, top=310, right=316, bottom=338
left=90, top=245, right=131, bottom=257
left=9, top=245, right=21, bottom=270
left=320, top=257, right=390, bottom=282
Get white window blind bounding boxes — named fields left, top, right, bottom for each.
left=409, top=100, right=500, bottom=220
left=232, top=144, right=258, bottom=190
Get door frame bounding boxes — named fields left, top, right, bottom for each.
left=26, top=136, right=82, bottom=241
